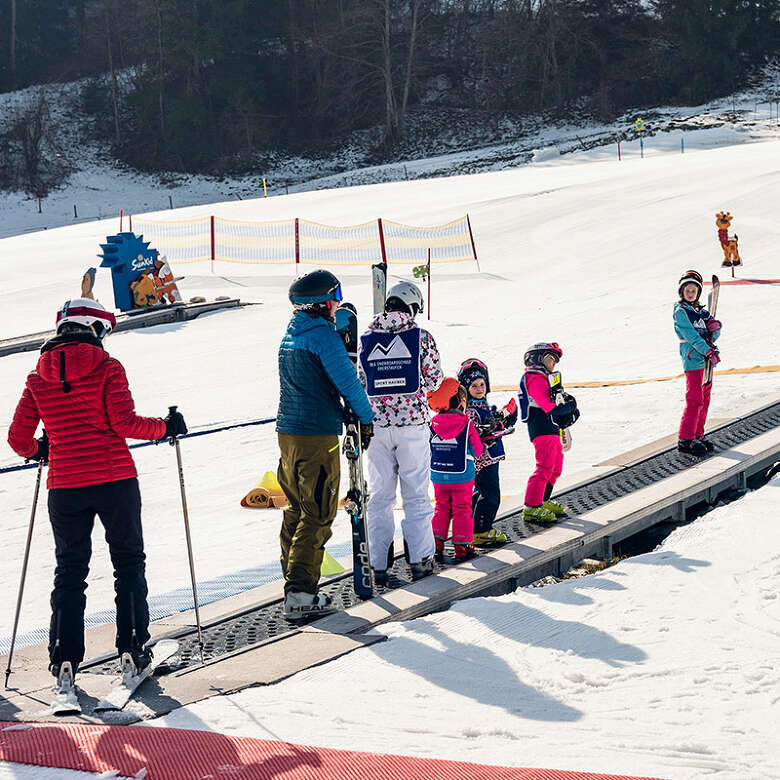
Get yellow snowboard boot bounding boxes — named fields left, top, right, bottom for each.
left=543, top=499, right=568, bottom=517
left=473, top=528, right=508, bottom=547
left=522, top=504, right=558, bottom=524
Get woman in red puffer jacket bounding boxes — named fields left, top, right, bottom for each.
left=7, top=298, right=187, bottom=685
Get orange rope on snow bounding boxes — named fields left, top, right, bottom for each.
left=493, top=365, right=780, bottom=391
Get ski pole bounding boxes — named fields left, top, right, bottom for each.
left=5, top=459, right=44, bottom=689
left=168, top=407, right=205, bottom=664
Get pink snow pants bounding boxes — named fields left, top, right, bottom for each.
left=432, top=482, right=474, bottom=544
left=679, top=368, right=712, bottom=440
left=524, top=434, right=564, bottom=507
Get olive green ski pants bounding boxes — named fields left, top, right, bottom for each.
left=277, top=433, right=341, bottom=595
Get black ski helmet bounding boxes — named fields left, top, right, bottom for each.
left=288, top=270, right=343, bottom=307
left=678, top=269, right=703, bottom=300
left=457, top=358, right=491, bottom=394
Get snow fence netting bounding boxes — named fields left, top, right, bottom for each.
left=130, top=215, right=478, bottom=267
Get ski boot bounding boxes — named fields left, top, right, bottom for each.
left=543, top=499, right=568, bottom=517
left=410, top=556, right=434, bottom=581
left=473, top=528, right=508, bottom=547
left=696, top=437, right=716, bottom=453
left=678, top=438, right=707, bottom=456
left=130, top=646, right=154, bottom=675
left=434, top=537, right=445, bottom=563
left=522, top=504, right=558, bottom=524
left=373, top=568, right=389, bottom=587
left=50, top=661, right=80, bottom=715
left=50, top=660, right=77, bottom=682
left=454, top=544, right=477, bottom=561
left=283, top=590, right=337, bottom=621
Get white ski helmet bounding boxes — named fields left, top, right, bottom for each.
left=385, top=281, right=424, bottom=317
left=56, top=298, right=117, bottom=339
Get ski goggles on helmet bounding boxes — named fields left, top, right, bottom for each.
left=459, top=357, right=488, bottom=373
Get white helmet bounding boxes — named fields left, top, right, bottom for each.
left=385, top=281, right=424, bottom=317
left=56, top=298, right=117, bottom=339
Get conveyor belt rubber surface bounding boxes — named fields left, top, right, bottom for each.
left=83, top=400, right=780, bottom=673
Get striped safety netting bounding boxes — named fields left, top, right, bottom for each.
left=0, top=722, right=666, bottom=780
left=129, top=215, right=478, bottom=266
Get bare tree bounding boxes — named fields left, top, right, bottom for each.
left=10, top=0, right=16, bottom=79
left=104, top=1, right=122, bottom=145
left=2, top=93, right=72, bottom=198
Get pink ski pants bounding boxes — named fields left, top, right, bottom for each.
left=524, top=434, right=564, bottom=507
left=432, top=481, right=475, bottom=544
left=679, top=368, right=712, bottom=440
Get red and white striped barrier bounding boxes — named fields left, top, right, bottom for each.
left=0, top=721, right=666, bottom=780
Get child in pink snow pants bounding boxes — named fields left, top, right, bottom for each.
left=673, top=270, right=722, bottom=456
left=518, top=343, right=579, bottom=524
left=427, top=377, right=484, bottom=561
left=526, top=435, right=564, bottom=508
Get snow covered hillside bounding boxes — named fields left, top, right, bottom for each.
left=1, top=127, right=779, bottom=656
left=1, top=67, right=780, bottom=239
left=2, top=91, right=780, bottom=779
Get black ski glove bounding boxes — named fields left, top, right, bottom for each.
left=164, top=409, right=188, bottom=439
left=360, top=422, right=374, bottom=450
left=27, top=431, right=49, bottom=464
left=550, top=398, right=580, bottom=429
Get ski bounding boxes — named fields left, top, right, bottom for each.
left=703, top=274, right=720, bottom=387
left=50, top=662, right=81, bottom=716
left=335, top=303, right=373, bottom=600
left=371, top=262, right=388, bottom=315
left=94, top=639, right=179, bottom=713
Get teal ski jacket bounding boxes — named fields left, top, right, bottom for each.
left=673, top=301, right=720, bottom=372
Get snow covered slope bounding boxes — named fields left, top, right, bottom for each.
left=1, top=133, right=779, bottom=653
left=152, top=472, right=780, bottom=780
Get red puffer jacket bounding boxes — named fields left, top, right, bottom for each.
left=8, top=335, right=167, bottom=489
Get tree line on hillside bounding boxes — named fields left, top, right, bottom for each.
left=0, top=0, right=778, bottom=177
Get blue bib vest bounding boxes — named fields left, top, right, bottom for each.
left=359, top=329, right=421, bottom=396
left=679, top=303, right=711, bottom=341
left=468, top=401, right=505, bottom=459
left=430, top=425, right=469, bottom=475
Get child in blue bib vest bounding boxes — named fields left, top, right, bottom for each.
left=458, top=358, right=517, bottom=547
left=673, top=270, right=722, bottom=456
left=427, top=377, right=484, bottom=561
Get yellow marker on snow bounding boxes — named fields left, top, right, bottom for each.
left=263, top=177, right=267, bottom=197
left=321, top=551, right=345, bottom=576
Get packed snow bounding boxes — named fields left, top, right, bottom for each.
left=150, top=472, right=780, bottom=780
left=0, top=104, right=779, bottom=779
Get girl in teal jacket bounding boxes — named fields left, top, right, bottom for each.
left=673, top=270, right=722, bottom=456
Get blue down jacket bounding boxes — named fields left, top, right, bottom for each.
left=276, top=310, right=373, bottom=435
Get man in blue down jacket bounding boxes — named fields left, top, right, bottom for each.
left=277, top=270, right=374, bottom=620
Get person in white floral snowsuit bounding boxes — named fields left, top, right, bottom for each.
left=358, top=281, right=443, bottom=583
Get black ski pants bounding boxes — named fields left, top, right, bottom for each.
left=472, top=462, right=501, bottom=534
left=47, top=477, right=150, bottom=669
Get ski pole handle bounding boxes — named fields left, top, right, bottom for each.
left=168, top=405, right=177, bottom=447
